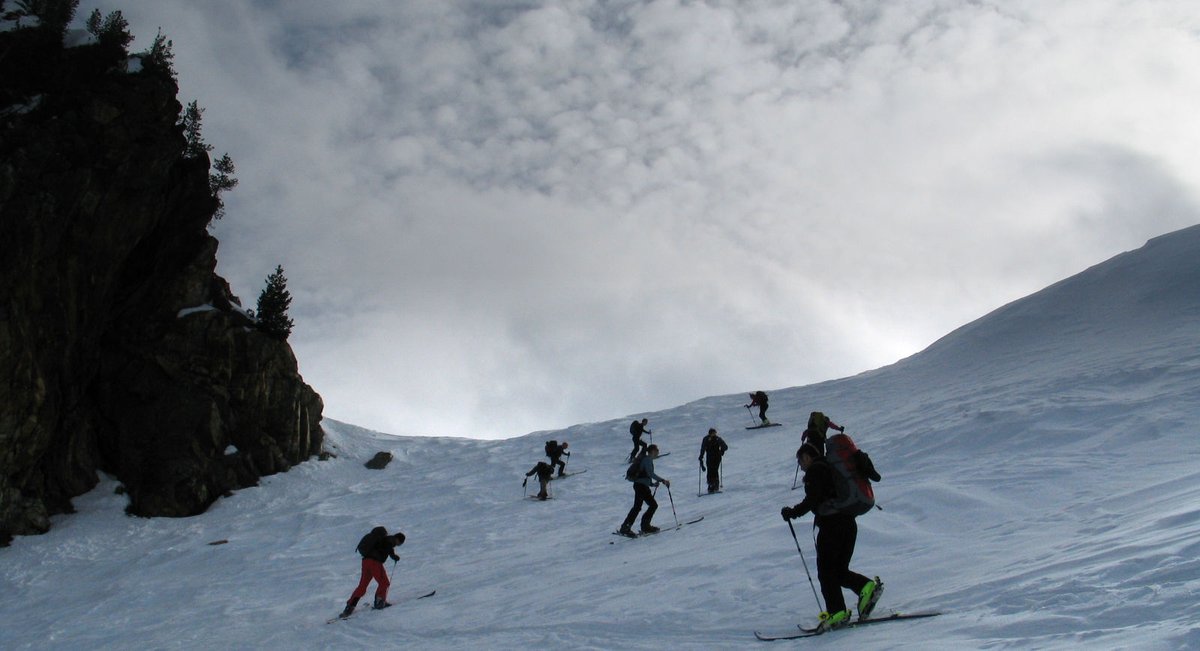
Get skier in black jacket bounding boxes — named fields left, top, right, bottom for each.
left=340, top=526, right=405, bottom=618
left=698, top=428, right=728, bottom=493
left=781, top=444, right=881, bottom=632
left=628, top=418, right=651, bottom=461
left=746, top=391, right=770, bottom=425
left=524, top=461, right=555, bottom=500
left=546, top=441, right=570, bottom=477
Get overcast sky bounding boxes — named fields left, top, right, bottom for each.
left=77, top=0, right=1200, bottom=439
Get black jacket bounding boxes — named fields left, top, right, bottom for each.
left=357, top=526, right=403, bottom=563
left=699, top=434, right=728, bottom=462
left=526, top=461, right=554, bottom=481
left=789, top=460, right=839, bottom=525
left=630, top=420, right=650, bottom=438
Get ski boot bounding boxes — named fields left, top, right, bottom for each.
left=816, top=609, right=851, bottom=633
left=373, top=598, right=392, bottom=610
left=857, top=577, right=884, bottom=621
left=339, top=597, right=359, bottom=619
left=640, top=524, right=660, bottom=534
left=618, top=524, right=636, bottom=538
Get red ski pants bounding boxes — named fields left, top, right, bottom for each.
left=349, top=558, right=390, bottom=602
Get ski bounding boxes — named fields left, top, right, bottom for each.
left=622, top=452, right=670, bottom=462
left=611, top=516, right=705, bottom=539
left=799, top=611, right=941, bottom=633
left=526, top=495, right=553, bottom=500
left=699, top=490, right=723, bottom=496
left=327, top=589, right=436, bottom=623
left=754, top=611, right=941, bottom=640
left=745, top=423, right=782, bottom=430
left=550, top=468, right=587, bottom=480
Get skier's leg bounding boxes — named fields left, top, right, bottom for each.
left=640, top=487, right=658, bottom=529
left=815, top=521, right=851, bottom=613
left=839, top=518, right=871, bottom=594
left=622, top=485, right=646, bottom=530
left=350, top=558, right=373, bottom=601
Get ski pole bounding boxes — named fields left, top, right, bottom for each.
left=719, top=460, right=724, bottom=491
left=787, top=519, right=822, bottom=609
left=665, top=483, right=679, bottom=526
left=792, top=460, right=801, bottom=490
left=745, top=405, right=757, bottom=425
left=522, top=477, right=528, bottom=497
left=697, top=462, right=702, bottom=497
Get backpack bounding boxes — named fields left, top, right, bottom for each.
left=624, top=454, right=645, bottom=482
left=818, top=433, right=877, bottom=517
left=356, top=526, right=387, bottom=556
left=545, top=440, right=557, bottom=456
left=808, top=411, right=830, bottom=435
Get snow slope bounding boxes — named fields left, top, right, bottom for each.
left=3, top=225, right=1199, bottom=650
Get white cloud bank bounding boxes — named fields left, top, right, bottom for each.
left=79, top=0, right=1200, bottom=437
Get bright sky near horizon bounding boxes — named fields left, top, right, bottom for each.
left=75, top=0, right=1200, bottom=439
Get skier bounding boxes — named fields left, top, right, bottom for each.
left=746, top=391, right=770, bottom=425
left=698, top=428, right=728, bottom=493
left=780, top=444, right=882, bottom=632
left=546, top=441, right=570, bottom=477
left=619, top=444, right=670, bottom=536
left=801, top=411, right=845, bottom=455
left=340, top=526, right=406, bottom=618
left=524, top=460, right=555, bottom=500
left=628, top=418, right=651, bottom=461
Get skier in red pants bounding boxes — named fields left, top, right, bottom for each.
left=340, top=526, right=405, bottom=618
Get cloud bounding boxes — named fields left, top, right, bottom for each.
left=80, top=0, right=1200, bottom=437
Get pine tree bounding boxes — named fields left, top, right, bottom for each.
left=256, top=265, right=294, bottom=341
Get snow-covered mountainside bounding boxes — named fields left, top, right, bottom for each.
left=3, top=225, right=1198, bottom=650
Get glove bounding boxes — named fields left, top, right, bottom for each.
left=781, top=506, right=797, bottom=521
left=744, top=404, right=750, bottom=408
left=838, top=425, right=846, bottom=432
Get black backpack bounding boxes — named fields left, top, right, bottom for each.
left=624, top=454, right=646, bottom=482
left=545, top=440, right=557, bottom=456
left=356, top=526, right=386, bottom=556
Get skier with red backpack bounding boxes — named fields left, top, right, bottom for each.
left=781, top=436, right=882, bottom=633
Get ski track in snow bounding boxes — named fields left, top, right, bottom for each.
left=3, top=227, right=1200, bottom=650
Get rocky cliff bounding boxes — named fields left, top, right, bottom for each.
left=0, top=22, right=324, bottom=545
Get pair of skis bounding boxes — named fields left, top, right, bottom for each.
left=326, top=589, right=436, bottom=624
left=612, top=515, right=705, bottom=539
left=753, top=611, right=941, bottom=640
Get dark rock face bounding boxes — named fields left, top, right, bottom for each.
left=364, top=452, right=394, bottom=470
left=0, top=26, right=323, bottom=544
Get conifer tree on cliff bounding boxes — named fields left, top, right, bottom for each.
left=256, top=265, right=294, bottom=341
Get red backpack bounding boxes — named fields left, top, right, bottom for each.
left=818, top=433, right=877, bottom=517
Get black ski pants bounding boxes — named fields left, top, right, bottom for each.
left=704, top=455, right=722, bottom=491
left=814, top=514, right=871, bottom=614
left=630, top=436, right=648, bottom=460
left=622, top=482, right=657, bottom=530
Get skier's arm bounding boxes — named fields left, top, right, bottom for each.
left=644, top=457, right=668, bottom=486
left=782, top=465, right=829, bottom=519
